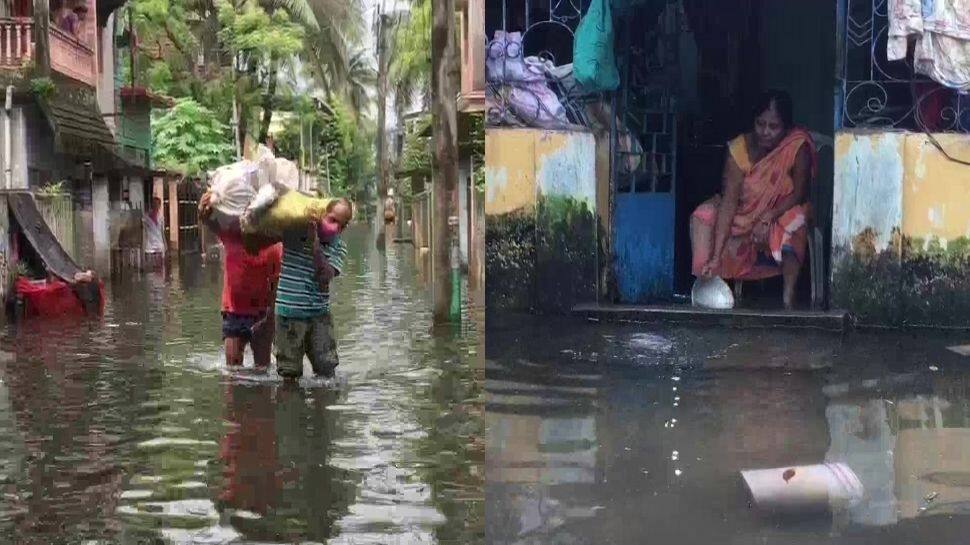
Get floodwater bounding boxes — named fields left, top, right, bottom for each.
left=0, top=225, right=484, bottom=545
left=487, top=313, right=970, bottom=545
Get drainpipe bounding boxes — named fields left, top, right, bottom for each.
left=4, top=85, right=12, bottom=190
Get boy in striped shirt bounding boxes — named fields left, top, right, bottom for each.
left=274, top=198, right=352, bottom=380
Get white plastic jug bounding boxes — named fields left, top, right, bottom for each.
left=741, top=463, right=865, bottom=513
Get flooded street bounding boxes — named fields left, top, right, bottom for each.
left=0, top=225, right=483, bottom=545
left=487, top=314, right=970, bottom=545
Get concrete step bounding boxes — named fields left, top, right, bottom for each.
left=572, top=303, right=849, bottom=332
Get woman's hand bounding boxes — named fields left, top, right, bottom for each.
left=701, top=256, right=721, bottom=278
left=752, top=219, right=770, bottom=246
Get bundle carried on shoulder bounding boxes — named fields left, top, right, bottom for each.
left=206, top=145, right=300, bottom=230
left=240, top=184, right=335, bottom=239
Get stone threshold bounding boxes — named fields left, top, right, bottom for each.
left=572, top=303, right=849, bottom=332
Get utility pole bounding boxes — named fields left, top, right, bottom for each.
left=374, top=6, right=393, bottom=249
left=431, top=0, right=460, bottom=323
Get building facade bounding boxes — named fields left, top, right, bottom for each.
left=485, top=0, right=970, bottom=327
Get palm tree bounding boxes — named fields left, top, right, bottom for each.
left=389, top=0, right=431, bottom=115
left=256, top=0, right=366, bottom=141
left=345, top=49, right=377, bottom=117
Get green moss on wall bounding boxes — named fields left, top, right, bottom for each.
left=831, top=249, right=904, bottom=326
left=536, top=194, right=597, bottom=312
left=486, top=196, right=597, bottom=313
left=485, top=210, right=536, bottom=311
left=832, top=233, right=970, bottom=327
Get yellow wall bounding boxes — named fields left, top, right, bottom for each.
left=902, top=134, right=970, bottom=242
left=485, top=128, right=538, bottom=216
left=485, top=128, right=596, bottom=216
left=834, top=132, right=970, bottom=248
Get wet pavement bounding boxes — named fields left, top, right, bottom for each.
left=486, top=313, right=970, bottom=545
left=0, top=225, right=483, bottom=544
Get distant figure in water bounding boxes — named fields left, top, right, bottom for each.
left=690, top=90, right=816, bottom=310
left=143, top=197, right=166, bottom=269
left=383, top=189, right=396, bottom=228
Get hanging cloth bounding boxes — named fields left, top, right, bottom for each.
left=573, top=0, right=620, bottom=92
left=888, top=0, right=970, bottom=93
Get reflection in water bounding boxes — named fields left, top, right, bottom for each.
left=826, top=378, right=970, bottom=528
left=218, top=384, right=280, bottom=519
left=0, top=225, right=483, bottom=544
left=487, top=346, right=604, bottom=544
left=487, top=314, right=970, bottom=545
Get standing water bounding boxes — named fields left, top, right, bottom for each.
left=487, top=313, right=970, bottom=545
left=0, top=225, right=483, bottom=544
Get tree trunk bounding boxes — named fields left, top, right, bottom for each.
left=431, top=0, right=460, bottom=323
left=33, top=0, right=51, bottom=76
left=236, top=55, right=259, bottom=150
left=375, top=13, right=392, bottom=249
left=258, top=56, right=280, bottom=144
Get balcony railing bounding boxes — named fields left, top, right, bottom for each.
left=0, top=17, right=34, bottom=68
left=49, top=25, right=96, bottom=86
left=0, top=18, right=96, bottom=87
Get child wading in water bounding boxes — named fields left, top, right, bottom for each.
left=274, top=198, right=352, bottom=381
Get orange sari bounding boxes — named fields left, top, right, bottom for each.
left=691, top=128, right=817, bottom=280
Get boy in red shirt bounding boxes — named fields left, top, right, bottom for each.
left=199, top=191, right=282, bottom=371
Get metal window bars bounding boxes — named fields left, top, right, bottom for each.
left=840, top=0, right=969, bottom=133
left=485, top=0, right=595, bottom=129
left=611, top=4, right=682, bottom=195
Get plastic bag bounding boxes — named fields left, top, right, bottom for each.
left=274, top=158, right=300, bottom=190
left=486, top=31, right=544, bottom=84
left=573, top=0, right=620, bottom=92
left=508, top=83, right=569, bottom=129
left=207, top=160, right=259, bottom=230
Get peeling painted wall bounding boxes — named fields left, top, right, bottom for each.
left=486, top=128, right=598, bottom=312
left=832, top=131, right=970, bottom=327
left=902, top=134, right=970, bottom=242
left=833, top=133, right=905, bottom=254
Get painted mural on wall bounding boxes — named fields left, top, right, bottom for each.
left=832, top=133, right=970, bottom=326
left=486, top=129, right=597, bottom=312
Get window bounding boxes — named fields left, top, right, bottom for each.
left=485, top=0, right=594, bottom=128
left=839, top=0, right=969, bottom=133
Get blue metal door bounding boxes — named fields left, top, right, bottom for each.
left=612, top=7, right=680, bottom=303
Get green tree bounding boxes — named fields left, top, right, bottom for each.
left=274, top=98, right=375, bottom=202
left=389, top=0, right=431, bottom=115
left=217, top=0, right=305, bottom=144
left=152, top=98, right=235, bottom=175
left=127, top=0, right=368, bottom=149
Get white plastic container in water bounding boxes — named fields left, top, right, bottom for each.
left=741, top=463, right=864, bottom=513
left=691, top=277, right=735, bottom=310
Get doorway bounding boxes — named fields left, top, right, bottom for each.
left=612, top=0, right=836, bottom=309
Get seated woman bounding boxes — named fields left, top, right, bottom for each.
left=690, top=90, right=816, bottom=310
